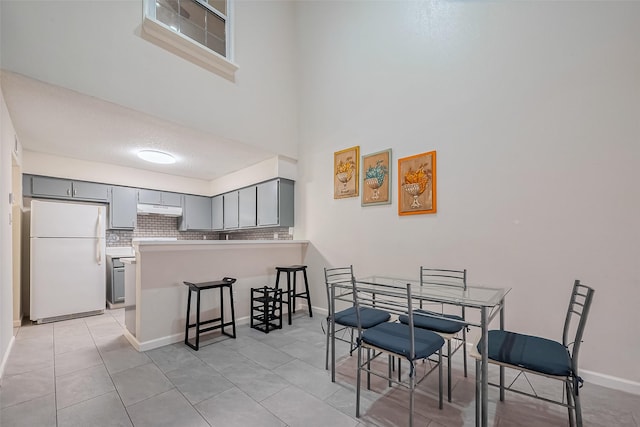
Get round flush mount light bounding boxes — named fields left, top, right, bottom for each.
left=137, top=150, right=176, bottom=164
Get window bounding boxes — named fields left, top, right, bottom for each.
left=142, top=0, right=238, bottom=81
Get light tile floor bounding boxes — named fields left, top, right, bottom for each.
left=1, top=309, right=638, bottom=426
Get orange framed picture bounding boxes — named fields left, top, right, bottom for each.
left=334, top=146, right=360, bottom=199
left=398, top=150, right=436, bottom=215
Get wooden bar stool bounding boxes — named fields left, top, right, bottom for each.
left=183, top=277, right=237, bottom=350
left=275, top=265, right=312, bottom=325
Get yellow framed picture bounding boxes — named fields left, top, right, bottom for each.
left=334, top=146, right=360, bottom=199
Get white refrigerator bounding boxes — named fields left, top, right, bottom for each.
left=30, top=200, right=106, bottom=323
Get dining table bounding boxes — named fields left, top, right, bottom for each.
left=329, top=275, right=510, bottom=427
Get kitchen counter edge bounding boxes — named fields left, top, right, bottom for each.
left=133, top=239, right=309, bottom=252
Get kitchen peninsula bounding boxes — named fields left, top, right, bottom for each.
left=123, top=239, right=309, bottom=351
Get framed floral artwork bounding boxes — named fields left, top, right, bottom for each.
left=361, top=149, right=392, bottom=206
left=398, top=150, right=436, bottom=215
left=334, top=146, right=360, bottom=199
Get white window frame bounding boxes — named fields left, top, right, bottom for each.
left=141, top=0, right=238, bottom=81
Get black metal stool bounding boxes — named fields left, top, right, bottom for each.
left=275, top=265, right=312, bottom=325
left=183, top=277, right=237, bottom=350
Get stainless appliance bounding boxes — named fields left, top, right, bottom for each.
left=106, top=246, right=135, bottom=308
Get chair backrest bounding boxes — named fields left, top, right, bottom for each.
left=350, top=276, right=416, bottom=359
left=420, top=267, right=467, bottom=290
left=563, top=280, right=595, bottom=373
left=324, top=266, right=355, bottom=311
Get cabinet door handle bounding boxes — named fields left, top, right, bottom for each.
left=67, top=188, right=70, bottom=196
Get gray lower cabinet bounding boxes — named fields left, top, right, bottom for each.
left=108, top=186, right=137, bottom=230
left=24, top=175, right=109, bottom=202
left=257, top=178, right=294, bottom=227
left=137, top=189, right=182, bottom=207
left=223, top=191, right=239, bottom=229
left=239, top=186, right=257, bottom=228
left=212, top=195, right=224, bottom=230
left=179, top=194, right=212, bottom=231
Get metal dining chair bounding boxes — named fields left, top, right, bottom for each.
left=471, top=280, right=595, bottom=427
left=324, top=266, right=390, bottom=382
left=398, top=267, right=468, bottom=401
left=351, top=277, right=444, bottom=427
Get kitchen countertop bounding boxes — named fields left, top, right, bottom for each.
left=105, top=247, right=135, bottom=257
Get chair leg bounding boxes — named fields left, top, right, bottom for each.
left=438, top=348, right=443, bottom=409
left=574, top=389, right=583, bottom=427
left=463, top=328, right=468, bottom=377
left=566, top=381, right=575, bottom=427
left=447, top=339, right=452, bottom=402
left=356, top=345, right=362, bottom=418
left=475, top=357, right=481, bottom=427
left=409, top=362, right=415, bottom=427
left=325, top=317, right=330, bottom=371
left=366, top=348, right=371, bottom=390
left=462, top=307, right=468, bottom=377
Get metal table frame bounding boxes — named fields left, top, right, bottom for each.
left=330, top=275, right=510, bottom=427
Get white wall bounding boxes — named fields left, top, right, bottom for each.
left=23, top=151, right=212, bottom=196
left=0, top=87, right=16, bottom=377
left=295, top=1, right=640, bottom=390
left=0, top=0, right=299, bottom=158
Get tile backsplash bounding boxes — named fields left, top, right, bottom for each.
left=107, top=215, right=292, bottom=247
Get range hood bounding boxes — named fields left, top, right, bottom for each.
left=136, top=204, right=183, bottom=217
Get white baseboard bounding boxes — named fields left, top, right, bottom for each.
left=464, top=341, right=640, bottom=396
left=128, top=315, right=253, bottom=352
left=580, top=369, right=640, bottom=396
left=0, top=336, right=16, bottom=383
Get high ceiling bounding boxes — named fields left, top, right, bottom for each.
left=1, top=71, right=277, bottom=182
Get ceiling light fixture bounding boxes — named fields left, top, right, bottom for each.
left=137, top=150, right=176, bottom=164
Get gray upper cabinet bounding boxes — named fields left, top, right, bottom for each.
left=137, top=189, right=182, bottom=207
left=73, top=181, right=109, bottom=201
left=24, top=175, right=109, bottom=202
left=137, top=189, right=162, bottom=205
left=257, top=178, right=294, bottom=227
left=238, top=186, right=257, bottom=228
left=108, top=186, right=137, bottom=230
left=179, top=195, right=212, bottom=231
left=211, top=195, right=224, bottom=231
left=223, top=191, right=239, bottom=229
left=162, top=192, right=182, bottom=207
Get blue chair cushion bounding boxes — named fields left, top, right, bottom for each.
left=398, top=309, right=465, bottom=334
left=479, top=330, right=572, bottom=376
left=362, top=322, right=444, bottom=360
left=335, top=307, right=390, bottom=328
